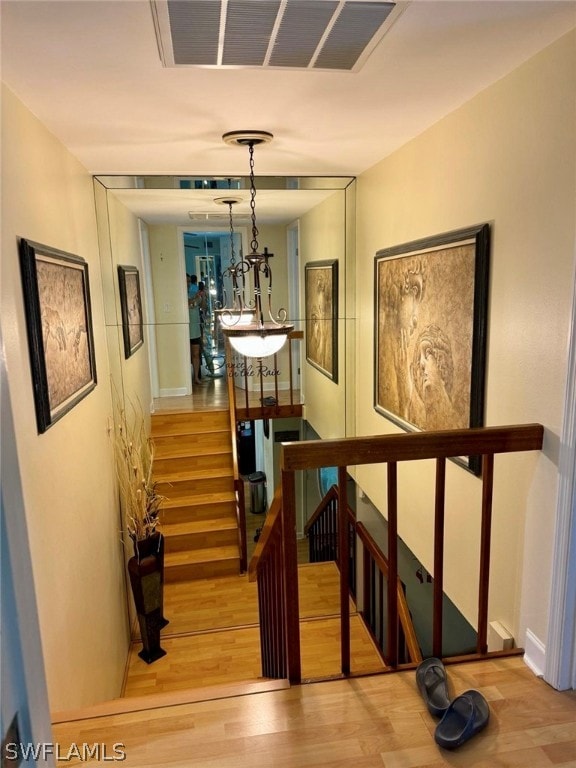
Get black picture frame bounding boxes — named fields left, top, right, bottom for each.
left=374, top=224, right=490, bottom=475
left=118, top=265, right=144, bottom=359
left=19, top=238, right=97, bottom=434
left=305, top=259, right=338, bottom=383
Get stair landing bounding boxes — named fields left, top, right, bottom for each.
left=123, top=562, right=384, bottom=697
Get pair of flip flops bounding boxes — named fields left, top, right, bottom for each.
left=416, top=657, right=490, bottom=750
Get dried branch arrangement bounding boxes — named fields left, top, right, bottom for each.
left=112, top=396, right=164, bottom=544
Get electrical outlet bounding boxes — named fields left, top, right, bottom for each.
left=1, top=712, right=22, bottom=767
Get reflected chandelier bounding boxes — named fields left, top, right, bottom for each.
left=216, top=131, right=293, bottom=358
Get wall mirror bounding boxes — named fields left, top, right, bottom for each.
left=94, top=174, right=355, bottom=438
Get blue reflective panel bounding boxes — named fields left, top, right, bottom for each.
left=319, top=466, right=338, bottom=496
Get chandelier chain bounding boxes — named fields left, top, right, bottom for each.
left=227, top=200, right=236, bottom=266
left=248, top=142, right=259, bottom=254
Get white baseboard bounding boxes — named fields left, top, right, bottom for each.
left=158, top=387, right=189, bottom=398
left=524, top=629, right=546, bottom=678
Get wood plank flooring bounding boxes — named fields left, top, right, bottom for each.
left=53, top=657, right=576, bottom=767
left=124, top=562, right=381, bottom=697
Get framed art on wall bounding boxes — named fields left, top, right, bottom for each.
left=305, top=259, right=338, bottom=382
left=19, top=238, right=97, bottom=434
left=374, top=224, right=490, bottom=474
left=118, top=265, right=144, bottom=359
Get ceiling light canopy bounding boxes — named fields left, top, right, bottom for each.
left=216, top=131, right=293, bottom=359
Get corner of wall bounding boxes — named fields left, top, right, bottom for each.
left=524, top=629, right=546, bottom=678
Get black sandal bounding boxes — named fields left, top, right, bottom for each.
left=415, top=657, right=451, bottom=717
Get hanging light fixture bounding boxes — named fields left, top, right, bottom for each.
left=216, top=130, right=293, bottom=358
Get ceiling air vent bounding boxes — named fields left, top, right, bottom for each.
left=152, top=0, right=408, bottom=72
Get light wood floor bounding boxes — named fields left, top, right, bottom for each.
left=123, top=562, right=382, bottom=698
left=152, top=375, right=229, bottom=413
left=53, top=656, right=576, bottom=767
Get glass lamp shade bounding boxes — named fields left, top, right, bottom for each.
left=222, top=323, right=293, bottom=358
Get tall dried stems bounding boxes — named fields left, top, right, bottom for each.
left=113, top=397, right=163, bottom=544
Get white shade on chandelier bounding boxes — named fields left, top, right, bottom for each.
left=225, top=327, right=290, bottom=358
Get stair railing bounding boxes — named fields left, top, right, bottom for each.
left=228, top=331, right=304, bottom=420
left=304, top=485, right=357, bottom=596
left=248, top=487, right=287, bottom=678
left=356, top=521, right=423, bottom=666
left=275, top=423, right=543, bottom=683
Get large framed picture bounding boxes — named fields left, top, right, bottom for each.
left=19, top=238, right=97, bottom=434
left=118, top=265, right=144, bottom=359
left=305, top=260, right=338, bottom=382
left=374, top=224, right=490, bottom=474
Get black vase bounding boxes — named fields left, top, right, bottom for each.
left=133, top=532, right=169, bottom=630
left=128, top=532, right=168, bottom=664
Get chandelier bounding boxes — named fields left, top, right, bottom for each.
left=216, top=131, right=293, bottom=358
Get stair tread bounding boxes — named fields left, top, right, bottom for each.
left=154, top=467, right=234, bottom=483
left=162, top=519, right=238, bottom=536
left=165, top=546, right=240, bottom=566
left=155, top=445, right=232, bottom=459
left=152, top=410, right=231, bottom=441
left=160, top=491, right=236, bottom=509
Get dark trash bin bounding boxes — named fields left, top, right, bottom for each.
left=248, top=471, right=267, bottom=515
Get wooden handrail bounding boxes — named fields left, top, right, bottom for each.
left=356, top=521, right=422, bottom=665
left=224, top=339, right=247, bottom=573
left=281, top=424, right=544, bottom=470
left=248, top=487, right=283, bottom=582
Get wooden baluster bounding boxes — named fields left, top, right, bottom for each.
left=477, top=453, right=494, bottom=654
left=338, top=467, right=350, bottom=675
left=281, top=469, right=301, bottom=683
left=378, top=569, right=384, bottom=650
left=273, top=352, right=279, bottom=408
left=362, top=543, right=371, bottom=627
left=433, top=457, right=446, bottom=658
left=258, top=564, right=269, bottom=676
left=236, top=479, right=247, bottom=573
left=271, top=532, right=282, bottom=678
left=258, top=357, right=265, bottom=415
left=243, top=354, right=249, bottom=415
left=387, top=462, right=398, bottom=667
left=288, top=336, right=294, bottom=406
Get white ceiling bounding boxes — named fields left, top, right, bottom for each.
left=2, top=0, right=575, bottom=224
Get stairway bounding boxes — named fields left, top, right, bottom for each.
left=151, top=409, right=240, bottom=581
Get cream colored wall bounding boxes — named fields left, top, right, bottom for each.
left=1, top=87, right=129, bottom=710
left=300, top=191, right=347, bottom=439
left=147, top=225, right=190, bottom=395
left=107, top=194, right=153, bottom=414
left=354, top=31, right=576, bottom=650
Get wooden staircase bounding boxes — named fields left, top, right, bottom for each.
left=151, top=409, right=241, bottom=581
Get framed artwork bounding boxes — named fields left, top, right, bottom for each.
left=374, top=224, right=490, bottom=475
left=118, top=265, right=144, bottom=359
left=305, top=260, right=338, bottom=382
left=19, top=238, right=97, bottom=434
